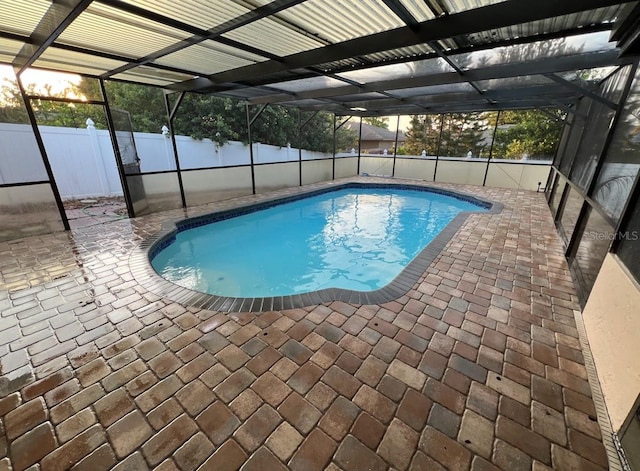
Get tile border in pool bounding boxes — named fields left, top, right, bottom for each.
left=129, top=181, right=503, bottom=312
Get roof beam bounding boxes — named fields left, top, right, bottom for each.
left=428, top=40, right=491, bottom=102
left=321, top=98, right=580, bottom=115
left=544, top=73, right=619, bottom=109
left=99, top=0, right=306, bottom=78
left=381, top=0, right=420, bottom=29
left=244, top=50, right=629, bottom=104
left=165, top=23, right=612, bottom=94
left=314, top=85, right=580, bottom=112
left=13, top=0, right=94, bottom=74
left=171, top=0, right=633, bottom=91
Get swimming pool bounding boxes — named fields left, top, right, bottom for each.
left=150, top=184, right=491, bottom=302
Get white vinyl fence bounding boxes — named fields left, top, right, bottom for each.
left=0, top=122, right=551, bottom=199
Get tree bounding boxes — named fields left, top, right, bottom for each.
left=404, top=112, right=490, bottom=157
left=0, top=77, right=102, bottom=127
left=492, top=109, right=563, bottom=159
left=101, top=81, right=165, bottom=133
left=0, top=77, right=28, bottom=123
left=404, top=115, right=441, bottom=155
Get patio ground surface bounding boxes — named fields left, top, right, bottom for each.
left=0, top=177, right=608, bottom=471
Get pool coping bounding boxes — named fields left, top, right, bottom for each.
left=130, top=181, right=503, bottom=312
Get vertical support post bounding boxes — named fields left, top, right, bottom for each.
left=357, top=117, right=362, bottom=175
left=391, top=115, right=400, bottom=178
left=433, top=114, right=445, bottom=182
left=298, top=109, right=303, bottom=186
left=100, top=79, right=135, bottom=218
left=332, top=114, right=337, bottom=180
left=15, top=72, right=70, bottom=230
left=163, top=92, right=186, bottom=208
left=483, top=110, right=501, bottom=187
left=246, top=103, right=256, bottom=195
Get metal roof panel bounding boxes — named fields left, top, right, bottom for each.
left=33, top=48, right=128, bottom=76
left=398, top=0, right=437, bottom=22
left=112, top=65, right=194, bottom=86
left=442, top=0, right=506, bottom=14
left=255, top=0, right=405, bottom=44
left=0, top=38, right=24, bottom=64
left=57, top=3, right=191, bottom=59
left=0, top=0, right=50, bottom=36
left=387, top=82, right=475, bottom=97
left=451, top=31, right=616, bottom=70
left=267, top=76, right=350, bottom=93
left=463, top=6, right=624, bottom=44
left=337, top=57, right=454, bottom=83
left=223, top=17, right=325, bottom=56
left=119, top=0, right=251, bottom=30
left=154, top=41, right=266, bottom=75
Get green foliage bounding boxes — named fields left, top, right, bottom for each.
left=0, top=77, right=104, bottom=127
left=102, top=81, right=165, bottom=133
left=440, top=112, right=491, bottom=158
left=404, top=115, right=441, bottom=155
left=404, top=110, right=562, bottom=159
left=0, top=76, right=28, bottom=123
left=405, top=113, right=490, bottom=157
left=492, top=109, right=563, bottom=159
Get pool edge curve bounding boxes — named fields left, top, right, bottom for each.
left=129, top=181, right=503, bottom=313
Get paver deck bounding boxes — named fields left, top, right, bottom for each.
left=0, top=177, right=608, bottom=471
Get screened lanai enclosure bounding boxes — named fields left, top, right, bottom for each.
left=2, top=0, right=640, bottom=469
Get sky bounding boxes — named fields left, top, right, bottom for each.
left=0, top=64, right=83, bottom=100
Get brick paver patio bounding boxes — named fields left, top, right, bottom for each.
left=0, top=178, right=607, bottom=471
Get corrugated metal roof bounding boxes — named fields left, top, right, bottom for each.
left=217, top=87, right=285, bottom=99
left=0, top=38, right=24, bottom=65
left=476, top=76, right=553, bottom=90
left=0, top=0, right=631, bottom=116
left=398, top=0, right=437, bottom=22
left=315, top=58, right=367, bottom=72
left=57, top=3, right=191, bottom=58
left=451, top=31, right=616, bottom=70
left=33, top=48, right=128, bottom=76
left=252, top=0, right=405, bottom=44
left=360, top=43, right=435, bottom=65
left=331, top=92, right=389, bottom=103
left=120, top=0, right=251, bottom=30
left=112, top=66, right=194, bottom=86
left=387, top=83, right=475, bottom=98
left=463, top=6, right=623, bottom=44
left=0, top=0, right=50, bottom=36
left=268, top=76, right=350, bottom=93
left=337, top=57, right=453, bottom=83
left=280, top=98, right=329, bottom=107
left=154, top=41, right=265, bottom=75
left=223, top=17, right=325, bottom=56
left=442, top=0, right=505, bottom=14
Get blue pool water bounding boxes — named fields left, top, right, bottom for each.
left=151, top=187, right=486, bottom=297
